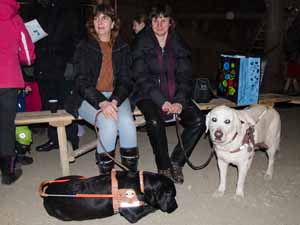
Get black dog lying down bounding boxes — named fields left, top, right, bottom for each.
left=39, top=170, right=177, bottom=223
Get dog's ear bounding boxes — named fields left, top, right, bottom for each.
left=205, top=111, right=211, bottom=133
left=143, top=173, right=177, bottom=213
left=153, top=176, right=178, bottom=213
left=236, top=110, right=256, bottom=126
left=119, top=205, right=156, bottom=223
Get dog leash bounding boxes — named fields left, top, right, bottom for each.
left=94, top=110, right=130, bottom=171
left=174, top=114, right=214, bottom=170
left=94, top=105, right=214, bottom=171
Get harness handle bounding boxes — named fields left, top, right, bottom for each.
left=39, top=180, right=50, bottom=197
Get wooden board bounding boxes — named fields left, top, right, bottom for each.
left=289, top=96, right=300, bottom=104
left=133, top=93, right=296, bottom=115
left=15, top=110, right=74, bottom=125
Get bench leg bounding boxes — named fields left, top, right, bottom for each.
left=56, top=126, right=70, bottom=176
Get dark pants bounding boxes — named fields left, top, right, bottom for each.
left=137, top=99, right=206, bottom=170
left=38, top=79, right=79, bottom=148
left=0, top=89, right=18, bottom=157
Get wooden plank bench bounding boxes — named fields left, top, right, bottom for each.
left=197, top=93, right=295, bottom=110
left=133, top=93, right=296, bottom=118
left=15, top=93, right=299, bottom=176
left=15, top=110, right=101, bottom=176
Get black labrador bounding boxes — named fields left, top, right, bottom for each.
left=40, top=170, right=177, bottom=223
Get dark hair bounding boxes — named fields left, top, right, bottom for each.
left=86, top=4, right=120, bottom=44
left=133, top=13, right=148, bottom=24
left=149, top=4, right=175, bottom=29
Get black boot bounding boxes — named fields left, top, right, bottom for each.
left=15, top=142, right=33, bottom=165
left=0, top=156, right=23, bottom=185
left=158, top=168, right=174, bottom=182
left=120, top=147, right=139, bottom=172
left=95, top=151, right=115, bottom=175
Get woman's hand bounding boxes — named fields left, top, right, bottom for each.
left=162, top=101, right=173, bottom=114
left=170, top=103, right=182, bottom=114
left=99, top=100, right=118, bottom=120
left=162, top=102, right=182, bottom=114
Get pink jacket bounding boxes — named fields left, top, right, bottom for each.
left=0, top=0, right=35, bottom=88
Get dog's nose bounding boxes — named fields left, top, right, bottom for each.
left=214, top=130, right=223, bottom=139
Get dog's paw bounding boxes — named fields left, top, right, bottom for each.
left=233, top=193, right=244, bottom=201
left=264, top=173, right=272, bottom=181
left=212, top=190, right=224, bottom=198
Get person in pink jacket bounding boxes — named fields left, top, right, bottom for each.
left=0, top=0, right=35, bottom=185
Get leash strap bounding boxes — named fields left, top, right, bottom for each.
left=175, top=114, right=214, bottom=170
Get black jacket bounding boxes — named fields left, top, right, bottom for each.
left=65, top=36, right=132, bottom=117
left=34, top=0, right=85, bottom=80
left=131, top=28, right=193, bottom=109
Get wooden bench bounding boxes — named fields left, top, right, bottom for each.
left=15, top=93, right=299, bottom=176
left=15, top=110, right=100, bottom=176
left=133, top=93, right=297, bottom=118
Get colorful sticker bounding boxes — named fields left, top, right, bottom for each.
left=223, top=62, right=230, bottom=70
left=224, top=74, right=231, bottom=80
left=228, top=86, right=236, bottom=96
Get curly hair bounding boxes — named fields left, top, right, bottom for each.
left=86, top=4, right=120, bottom=45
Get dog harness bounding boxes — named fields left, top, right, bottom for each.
left=39, top=170, right=145, bottom=214
left=229, top=126, right=255, bottom=153
left=111, top=170, right=144, bottom=213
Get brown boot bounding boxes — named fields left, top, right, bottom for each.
left=171, top=163, right=184, bottom=184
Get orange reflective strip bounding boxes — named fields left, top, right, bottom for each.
left=49, top=179, right=70, bottom=183
left=49, top=177, right=87, bottom=184
left=75, top=194, right=114, bottom=198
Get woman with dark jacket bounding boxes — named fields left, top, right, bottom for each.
left=66, top=4, right=137, bottom=174
left=131, top=4, right=206, bottom=184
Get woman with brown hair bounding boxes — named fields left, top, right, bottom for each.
left=66, top=4, right=138, bottom=174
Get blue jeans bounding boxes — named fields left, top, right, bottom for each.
left=78, top=93, right=137, bottom=153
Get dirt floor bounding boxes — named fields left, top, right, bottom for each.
left=1, top=104, right=300, bottom=225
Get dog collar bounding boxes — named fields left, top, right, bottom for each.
left=229, top=126, right=255, bottom=154
left=111, top=170, right=145, bottom=214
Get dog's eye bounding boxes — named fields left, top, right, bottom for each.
left=212, top=117, right=217, bottom=122
left=224, top=119, right=231, bottom=124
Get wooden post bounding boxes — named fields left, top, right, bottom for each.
left=50, top=120, right=72, bottom=176
left=262, top=0, right=285, bottom=92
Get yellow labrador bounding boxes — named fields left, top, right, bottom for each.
left=205, top=105, right=281, bottom=198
